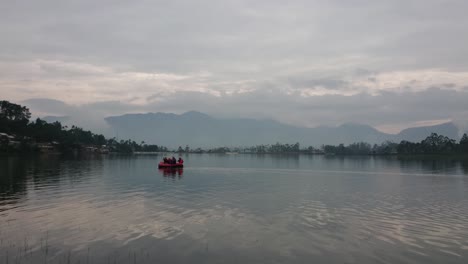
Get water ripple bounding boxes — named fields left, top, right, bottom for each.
left=1, top=155, right=467, bottom=263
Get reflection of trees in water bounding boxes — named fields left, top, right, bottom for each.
left=269, top=153, right=300, bottom=160
left=323, top=155, right=375, bottom=170
left=0, top=156, right=29, bottom=207
left=0, top=154, right=104, bottom=205
left=460, top=160, right=468, bottom=175
left=423, top=159, right=458, bottom=173
left=268, top=153, right=300, bottom=167
left=398, top=157, right=461, bottom=174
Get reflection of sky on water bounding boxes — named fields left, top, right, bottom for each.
left=0, top=154, right=468, bottom=263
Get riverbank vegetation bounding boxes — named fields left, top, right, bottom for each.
left=178, top=134, right=467, bottom=156
left=1, top=100, right=167, bottom=153
left=2, top=100, right=467, bottom=156
left=179, top=133, right=467, bottom=156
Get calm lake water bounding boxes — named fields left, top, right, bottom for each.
left=1, top=154, right=468, bottom=264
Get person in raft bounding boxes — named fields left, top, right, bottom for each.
left=162, top=157, right=183, bottom=164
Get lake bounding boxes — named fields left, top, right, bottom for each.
left=1, top=154, right=468, bottom=264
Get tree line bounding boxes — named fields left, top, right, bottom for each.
left=2, top=100, right=467, bottom=155
left=397, top=133, right=468, bottom=155
left=0, top=100, right=167, bottom=153
left=320, top=135, right=466, bottom=155
left=178, top=134, right=468, bottom=156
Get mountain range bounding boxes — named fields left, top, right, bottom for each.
left=104, top=111, right=463, bottom=148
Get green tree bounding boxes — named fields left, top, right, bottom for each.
left=292, top=142, right=300, bottom=152
left=421, top=133, right=456, bottom=153
left=27, top=118, right=63, bottom=142
left=0, top=100, right=31, bottom=134
left=460, top=133, right=468, bottom=153
left=322, top=145, right=337, bottom=154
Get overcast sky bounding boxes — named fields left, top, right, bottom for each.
left=1, top=0, right=468, bottom=133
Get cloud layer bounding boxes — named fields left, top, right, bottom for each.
left=23, top=87, right=468, bottom=135
left=1, top=0, right=468, bottom=132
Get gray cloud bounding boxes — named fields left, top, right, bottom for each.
left=22, top=87, right=468, bottom=135
left=2, top=0, right=468, bottom=73
left=287, top=77, right=348, bottom=90
left=2, top=0, right=468, bottom=132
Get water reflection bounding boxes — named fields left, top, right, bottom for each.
left=0, top=155, right=29, bottom=210
left=397, top=157, right=468, bottom=177
left=0, top=154, right=103, bottom=211
left=159, top=168, right=184, bottom=179
left=0, top=154, right=467, bottom=264
left=460, top=160, right=468, bottom=175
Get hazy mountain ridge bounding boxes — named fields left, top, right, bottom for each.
left=42, top=116, right=70, bottom=124
left=398, top=122, right=459, bottom=142
left=104, top=111, right=465, bottom=148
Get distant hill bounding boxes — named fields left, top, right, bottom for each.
left=397, top=122, right=459, bottom=142
left=42, top=116, right=70, bottom=124
left=104, top=111, right=464, bottom=148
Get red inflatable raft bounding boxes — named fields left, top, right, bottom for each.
left=158, top=162, right=184, bottom=168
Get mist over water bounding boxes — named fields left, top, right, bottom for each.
left=1, top=154, right=468, bottom=264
